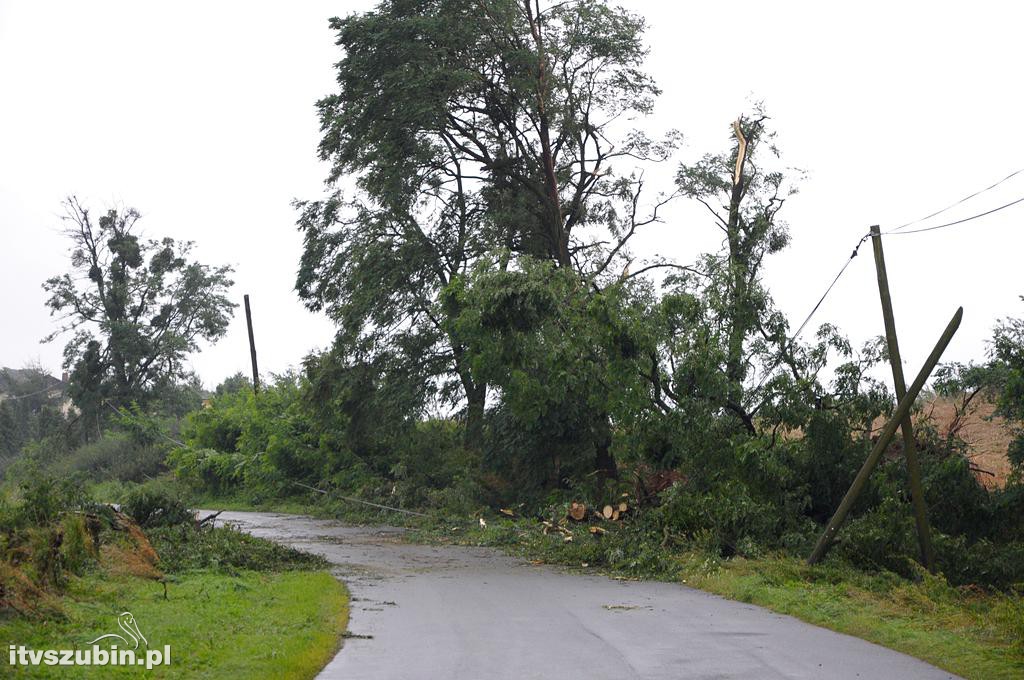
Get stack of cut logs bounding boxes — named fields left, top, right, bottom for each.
left=560, top=495, right=630, bottom=537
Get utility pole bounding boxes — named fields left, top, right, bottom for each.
left=808, top=307, right=961, bottom=565
left=244, top=294, right=260, bottom=394
left=869, top=225, right=935, bottom=571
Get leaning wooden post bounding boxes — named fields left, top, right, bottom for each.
left=869, top=225, right=935, bottom=572
left=244, top=294, right=260, bottom=394
left=808, top=307, right=962, bottom=565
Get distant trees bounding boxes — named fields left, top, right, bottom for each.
left=43, top=197, right=235, bottom=430
left=0, top=365, right=68, bottom=463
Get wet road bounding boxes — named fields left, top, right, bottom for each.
left=214, top=511, right=958, bottom=680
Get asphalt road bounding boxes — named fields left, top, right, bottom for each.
left=214, top=511, right=958, bottom=680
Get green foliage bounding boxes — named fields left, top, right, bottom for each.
left=167, top=447, right=251, bottom=495
left=171, top=374, right=319, bottom=496
left=298, top=0, right=677, bottom=461
left=121, top=486, right=193, bottom=528
left=0, top=365, right=76, bottom=468
left=59, top=513, right=94, bottom=575
left=936, top=298, right=1024, bottom=472
left=0, top=476, right=102, bottom=608
left=54, top=432, right=167, bottom=483
left=11, top=476, right=90, bottom=527
left=42, top=196, right=235, bottom=422
left=656, top=478, right=804, bottom=558
left=147, top=525, right=328, bottom=574
left=450, top=260, right=652, bottom=496
left=834, top=495, right=919, bottom=577
left=215, top=371, right=252, bottom=396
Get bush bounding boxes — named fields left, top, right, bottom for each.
left=146, top=525, right=327, bottom=573
left=13, top=476, right=89, bottom=527
left=654, top=478, right=796, bottom=557
left=52, top=432, right=168, bottom=483
left=121, top=487, right=193, bottom=529
left=934, top=534, right=1024, bottom=590
left=167, top=446, right=251, bottom=495
left=833, top=495, right=919, bottom=578
left=59, top=513, right=95, bottom=575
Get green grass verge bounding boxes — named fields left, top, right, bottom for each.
left=682, top=554, right=1024, bottom=680
left=0, top=570, right=348, bottom=679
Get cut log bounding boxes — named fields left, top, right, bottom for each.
left=602, top=505, right=614, bottom=520
left=499, top=508, right=515, bottom=517
left=618, top=502, right=628, bottom=513
left=612, top=509, right=620, bottom=521
left=569, top=502, right=587, bottom=522
left=589, top=526, right=607, bottom=536
left=196, top=510, right=222, bottom=528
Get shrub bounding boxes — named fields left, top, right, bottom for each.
left=654, top=479, right=791, bottom=557
left=146, top=525, right=327, bottom=573
left=52, top=432, right=167, bottom=483
left=167, top=447, right=250, bottom=495
left=833, top=495, right=918, bottom=578
left=121, top=487, right=193, bottom=529
left=59, top=513, right=95, bottom=575
left=934, top=534, right=1024, bottom=590
left=14, top=476, right=89, bottom=527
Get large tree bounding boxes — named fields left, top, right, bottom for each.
left=297, top=0, right=673, bottom=449
left=43, top=197, right=235, bottom=426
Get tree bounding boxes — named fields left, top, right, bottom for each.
left=43, top=197, right=235, bottom=426
left=297, top=0, right=674, bottom=450
left=215, top=372, right=252, bottom=397
left=652, top=112, right=802, bottom=436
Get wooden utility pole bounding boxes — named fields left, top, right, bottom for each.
left=243, top=294, right=260, bottom=394
left=808, top=307, right=962, bottom=565
left=869, top=225, right=935, bottom=571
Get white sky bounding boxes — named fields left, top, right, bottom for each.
left=1, top=1, right=1022, bottom=389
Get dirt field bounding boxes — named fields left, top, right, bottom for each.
left=915, top=397, right=1016, bottom=489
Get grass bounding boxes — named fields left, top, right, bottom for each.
left=682, top=554, right=1024, bottom=680
left=0, top=569, right=348, bottom=679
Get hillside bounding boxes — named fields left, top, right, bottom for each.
left=917, top=397, right=1016, bottom=489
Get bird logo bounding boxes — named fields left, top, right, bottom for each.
left=87, top=612, right=148, bottom=650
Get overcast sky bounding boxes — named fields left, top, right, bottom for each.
left=2, top=1, right=1022, bottom=389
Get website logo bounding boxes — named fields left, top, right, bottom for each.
left=6, top=611, right=171, bottom=670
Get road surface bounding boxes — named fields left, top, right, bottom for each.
left=214, top=511, right=957, bottom=680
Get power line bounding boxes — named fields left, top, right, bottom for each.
left=3, top=385, right=63, bottom=401
left=753, top=175, right=1024, bottom=398
left=888, top=167, right=1024, bottom=233
left=884, top=194, right=1024, bottom=236
left=790, top=232, right=871, bottom=341
left=749, top=231, right=871, bottom=400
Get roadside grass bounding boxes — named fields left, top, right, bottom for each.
left=683, top=554, right=1024, bottom=680
left=0, top=569, right=348, bottom=679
